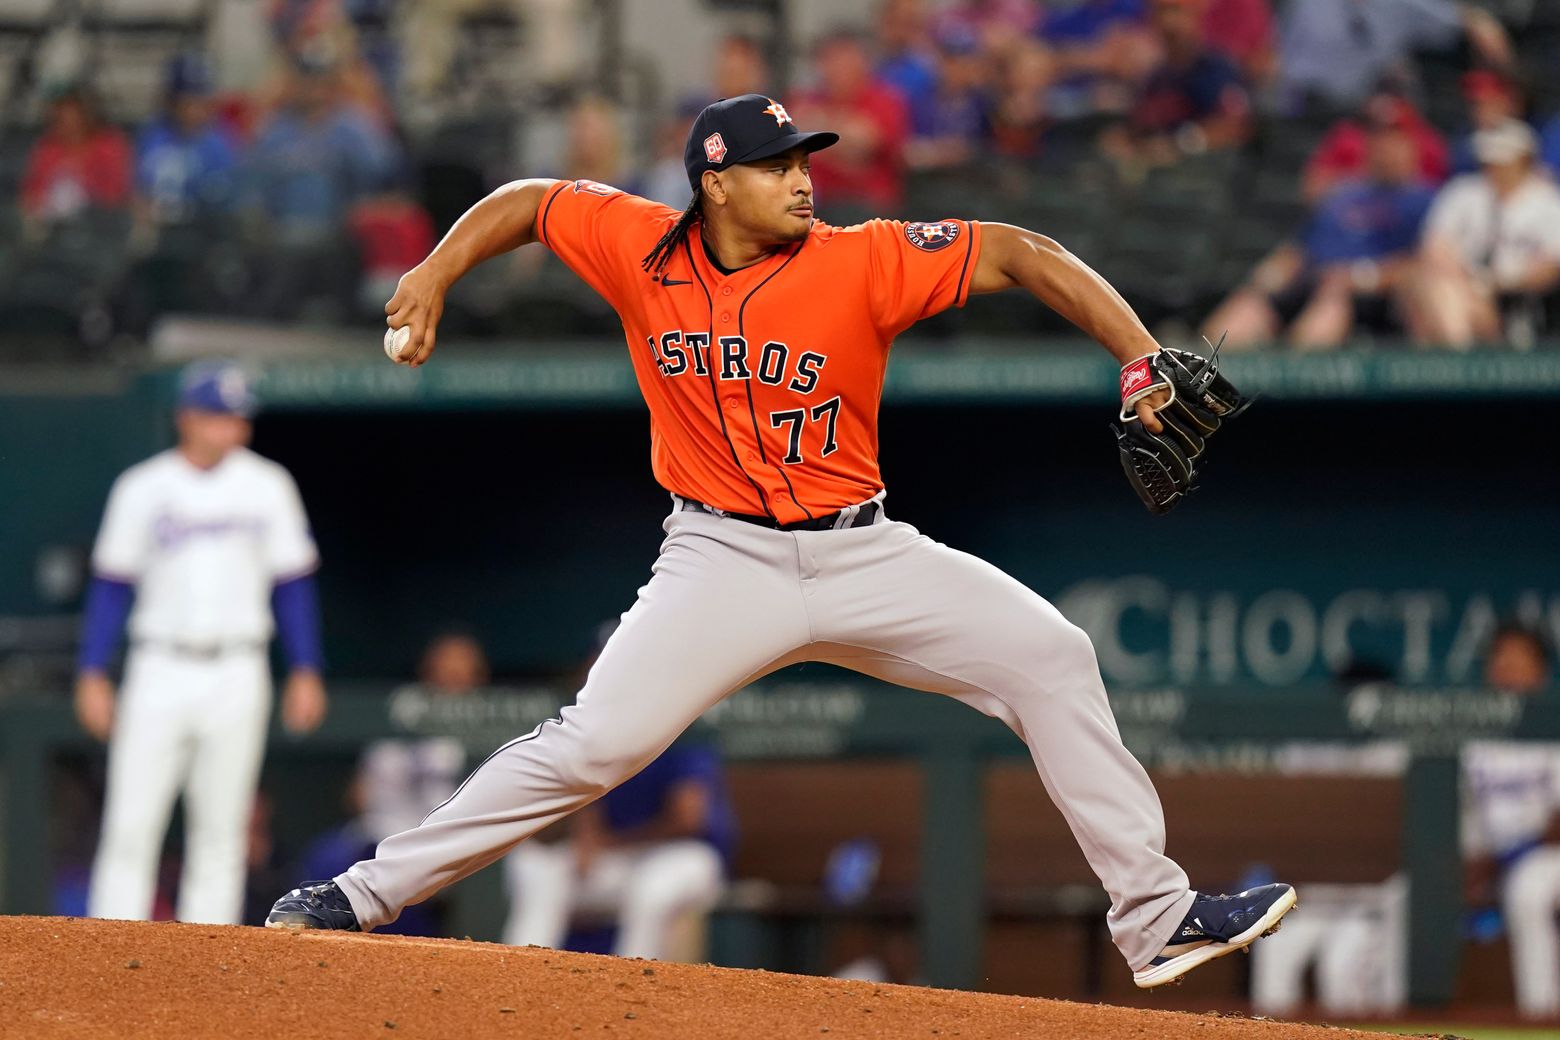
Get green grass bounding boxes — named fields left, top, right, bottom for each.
left=1349, top=1025, right=1555, bottom=1040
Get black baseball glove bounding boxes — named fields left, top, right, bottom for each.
left=1113, top=340, right=1251, bottom=516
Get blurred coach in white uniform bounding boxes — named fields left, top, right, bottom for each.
left=75, top=361, right=327, bottom=924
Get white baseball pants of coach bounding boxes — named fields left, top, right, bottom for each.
left=337, top=499, right=1195, bottom=969
left=502, top=838, right=725, bottom=960
left=89, top=647, right=271, bottom=924
left=1504, top=844, right=1560, bottom=1017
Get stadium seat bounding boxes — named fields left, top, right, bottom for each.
left=4, top=212, right=130, bottom=335
left=0, top=255, right=94, bottom=356
left=1039, top=113, right=1120, bottom=169
left=1137, top=152, right=1241, bottom=207
left=1517, top=24, right=1560, bottom=114
left=1519, top=0, right=1560, bottom=28
left=452, top=5, right=532, bottom=103
left=89, top=33, right=195, bottom=123
left=79, top=0, right=206, bottom=122
left=1097, top=180, right=1227, bottom=316
left=904, top=162, right=1123, bottom=332
left=1001, top=198, right=1106, bottom=265
left=114, top=214, right=247, bottom=333
left=1250, top=109, right=1334, bottom=183
left=0, top=0, right=56, bottom=32
left=0, top=258, right=85, bottom=313
left=1248, top=166, right=1308, bottom=226
left=1413, top=48, right=1470, bottom=135
left=0, top=0, right=53, bottom=127
left=500, top=255, right=620, bottom=338
left=86, top=0, right=206, bottom=30
left=903, top=164, right=1007, bottom=223
left=411, top=115, right=523, bottom=224
left=999, top=161, right=1117, bottom=240
left=1210, top=213, right=1296, bottom=304
left=0, top=35, right=32, bottom=117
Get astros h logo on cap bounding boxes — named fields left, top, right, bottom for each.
left=762, top=99, right=791, bottom=126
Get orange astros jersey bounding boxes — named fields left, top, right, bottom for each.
left=536, top=178, right=982, bottom=525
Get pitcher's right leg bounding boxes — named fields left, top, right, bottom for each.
left=329, top=510, right=810, bottom=930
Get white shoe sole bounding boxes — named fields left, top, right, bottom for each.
left=1132, top=886, right=1298, bottom=990
left=264, top=916, right=356, bottom=931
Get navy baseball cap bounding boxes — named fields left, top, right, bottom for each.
left=178, top=361, right=257, bottom=418
left=684, top=94, right=838, bottom=190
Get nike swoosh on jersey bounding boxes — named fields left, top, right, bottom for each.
left=659, top=278, right=691, bottom=286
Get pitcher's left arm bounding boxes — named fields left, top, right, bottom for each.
left=970, top=223, right=1168, bottom=428
left=969, top=222, right=1251, bottom=515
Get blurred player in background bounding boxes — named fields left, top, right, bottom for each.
left=503, top=621, right=734, bottom=961
left=295, top=629, right=485, bottom=935
left=1257, top=622, right=1559, bottom=1018
left=502, top=742, right=733, bottom=961
left=76, top=361, right=326, bottom=924
left=360, top=631, right=488, bottom=843
left=1463, top=622, right=1560, bottom=1019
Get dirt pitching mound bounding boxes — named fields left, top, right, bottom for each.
left=2, top=916, right=1406, bottom=1039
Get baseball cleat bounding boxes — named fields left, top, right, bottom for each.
left=1132, top=883, right=1296, bottom=989
left=265, top=880, right=362, bottom=931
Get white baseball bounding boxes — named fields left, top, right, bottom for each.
left=384, top=325, right=411, bottom=361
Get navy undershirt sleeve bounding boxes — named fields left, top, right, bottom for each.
left=77, top=576, right=135, bottom=673
left=271, top=573, right=324, bottom=672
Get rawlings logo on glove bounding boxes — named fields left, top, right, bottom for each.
left=1119, top=357, right=1155, bottom=401
left=1113, top=337, right=1250, bottom=516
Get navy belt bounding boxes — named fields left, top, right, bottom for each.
left=679, top=497, right=882, bottom=532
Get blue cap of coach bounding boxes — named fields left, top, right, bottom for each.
left=178, top=362, right=258, bottom=418
left=683, top=94, right=838, bottom=190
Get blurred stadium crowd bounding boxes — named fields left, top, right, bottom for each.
left=3, top=0, right=1559, bottom=358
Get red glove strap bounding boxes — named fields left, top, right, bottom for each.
left=1120, top=355, right=1157, bottom=404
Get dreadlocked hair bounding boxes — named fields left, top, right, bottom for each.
left=642, top=190, right=702, bottom=278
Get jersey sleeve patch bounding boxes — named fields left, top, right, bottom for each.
left=904, top=220, right=961, bottom=252
left=573, top=179, right=621, bottom=197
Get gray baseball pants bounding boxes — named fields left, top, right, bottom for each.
left=336, top=497, right=1194, bottom=969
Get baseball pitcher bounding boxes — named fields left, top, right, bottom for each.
left=78, top=362, right=327, bottom=924
left=269, top=95, right=1292, bottom=987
